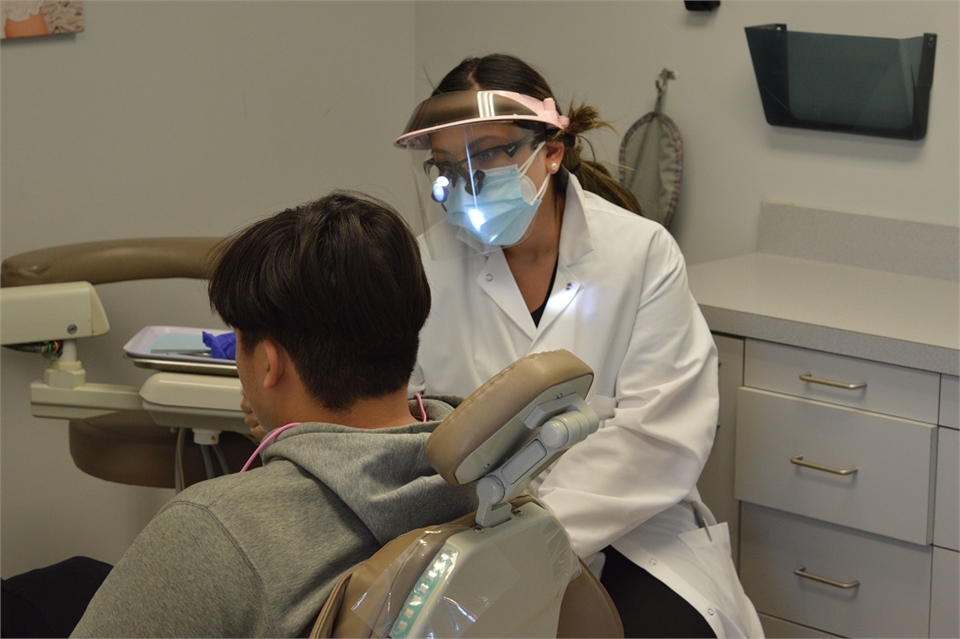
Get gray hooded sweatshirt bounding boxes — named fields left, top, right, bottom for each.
left=72, top=398, right=476, bottom=638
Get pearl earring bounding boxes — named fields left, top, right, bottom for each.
left=550, top=162, right=559, bottom=173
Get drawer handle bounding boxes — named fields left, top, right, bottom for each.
left=790, top=455, right=858, bottom=476
left=794, top=566, right=860, bottom=589
left=799, top=372, right=867, bottom=390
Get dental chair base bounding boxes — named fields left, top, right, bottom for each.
left=389, top=501, right=572, bottom=638
left=314, top=496, right=620, bottom=639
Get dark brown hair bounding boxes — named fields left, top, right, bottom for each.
left=208, top=191, right=430, bottom=411
left=433, top=54, right=642, bottom=216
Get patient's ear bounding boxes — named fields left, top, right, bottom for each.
left=262, top=338, right=286, bottom=389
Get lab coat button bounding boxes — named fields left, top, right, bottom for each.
left=708, top=608, right=715, bottom=616
left=485, top=274, right=493, bottom=281
left=649, top=558, right=657, bottom=565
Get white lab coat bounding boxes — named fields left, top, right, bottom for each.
left=409, top=175, right=763, bottom=638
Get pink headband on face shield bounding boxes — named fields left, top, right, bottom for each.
left=395, top=90, right=571, bottom=150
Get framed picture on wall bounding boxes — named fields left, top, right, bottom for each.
left=1, top=1, right=83, bottom=40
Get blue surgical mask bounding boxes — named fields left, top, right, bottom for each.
left=444, top=143, right=549, bottom=247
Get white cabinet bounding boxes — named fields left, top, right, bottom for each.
left=931, top=374, right=958, bottom=639
left=698, top=334, right=744, bottom=567
left=685, top=210, right=958, bottom=639
left=934, top=425, right=959, bottom=551
left=740, top=503, right=932, bottom=638
left=735, top=339, right=946, bottom=638
left=757, top=614, right=840, bottom=638
left=742, top=340, right=941, bottom=423
left=939, top=374, right=959, bottom=429
left=735, top=387, right=936, bottom=545
left=930, top=546, right=959, bottom=639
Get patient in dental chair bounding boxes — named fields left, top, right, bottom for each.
left=71, top=191, right=478, bottom=638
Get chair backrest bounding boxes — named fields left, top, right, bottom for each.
left=0, top=237, right=241, bottom=489
left=0, top=237, right=223, bottom=287
left=311, top=350, right=623, bottom=638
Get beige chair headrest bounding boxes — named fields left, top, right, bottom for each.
left=426, top=349, right=594, bottom=487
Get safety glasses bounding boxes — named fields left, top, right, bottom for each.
left=423, top=135, right=536, bottom=200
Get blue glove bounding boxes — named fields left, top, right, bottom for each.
left=202, top=331, right=236, bottom=360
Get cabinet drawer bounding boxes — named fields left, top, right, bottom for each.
left=735, top=388, right=937, bottom=544
left=934, top=427, right=959, bottom=551
left=699, top=335, right=744, bottom=567
left=744, top=340, right=940, bottom=423
left=740, top=504, right=932, bottom=638
left=930, top=547, right=959, bottom=639
left=757, top=613, right=840, bottom=638
left=941, top=375, right=959, bottom=428
left=757, top=613, right=837, bottom=639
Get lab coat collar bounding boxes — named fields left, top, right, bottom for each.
left=476, top=175, right=593, bottom=341
left=534, top=174, right=593, bottom=338
left=477, top=252, right=534, bottom=337
left=477, top=253, right=581, bottom=341
left=557, top=173, right=595, bottom=266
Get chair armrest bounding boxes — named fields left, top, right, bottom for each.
left=1, top=237, right=224, bottom=287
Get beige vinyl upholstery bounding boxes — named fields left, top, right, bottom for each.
left=426, top=350, right=594, bottom=486
left=312, top=498, right=622, bottom=638
left=0, top=237, right=223, bottom=287
left=312, top=508, right=484, bottom=638
left=311, top=350, right=623, bottom=638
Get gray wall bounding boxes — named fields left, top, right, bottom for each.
left=1, top=0, right=417, bottom=577
left=2, top=0, right=957, bottom=577
left=414, top=0, right=959, bottom=262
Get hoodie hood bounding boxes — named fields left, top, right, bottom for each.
left=260, top=397, right=477, bottom=545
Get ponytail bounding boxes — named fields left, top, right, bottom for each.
left=552, top=102, right=643, bottom=217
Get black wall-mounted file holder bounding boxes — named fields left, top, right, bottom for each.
left=745, top=24, right=937, bottom=140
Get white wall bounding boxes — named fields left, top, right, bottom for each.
left=1, top=0, right=417, bottom=577
left=2, top=0, right=957, bottom=578
left=413, top=0, right=959, bottom=262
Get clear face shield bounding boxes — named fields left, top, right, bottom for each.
left=396, top=91, right=570, bottom=260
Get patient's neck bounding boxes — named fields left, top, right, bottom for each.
left=286, top=389, right=421, bottom=430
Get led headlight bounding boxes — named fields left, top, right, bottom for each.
left=431, top=175, right=450, bottom=203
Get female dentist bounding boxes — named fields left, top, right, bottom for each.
left=394, top=53, right=762, bottom=639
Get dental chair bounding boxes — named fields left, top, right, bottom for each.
left=3, top=240, right=624, bottom=637
left=311, top=349, right=623, bottom=638
left=0, top=237, right=256, bottom=488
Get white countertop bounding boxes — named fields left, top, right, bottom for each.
left=687, top=253, right=959, bottom=376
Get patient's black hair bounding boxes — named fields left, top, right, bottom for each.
left=208, top=190, right=430, bottom=411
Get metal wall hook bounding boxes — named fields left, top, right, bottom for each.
left=655, top=68, right=676, bottom=113
left=656, top=68, right=676, bottom=94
